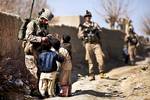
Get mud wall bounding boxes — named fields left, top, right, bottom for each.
left=0, top=12, right=23, bottom=60
left=0, top=11, right=125, bottom=70
left=101, top=28, right=125, bottom=60
left=49, top=25, right=125, bottom=67
left=0, top=12, right=27, bottom=95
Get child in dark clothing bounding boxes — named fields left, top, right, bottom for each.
left=122, top=45, right=129, bottom=64
left=38, top=42, right=64, bottom=98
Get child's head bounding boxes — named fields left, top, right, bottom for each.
left=42, top=41, right=51, bottom=51
left=51, top=38, right=61, bottom=51
left=62, top=34, right=71, bottom=43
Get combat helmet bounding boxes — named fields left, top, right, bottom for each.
left=84, top=10, right=92, bottom=17
left=39, top=8, right=54, bottom=20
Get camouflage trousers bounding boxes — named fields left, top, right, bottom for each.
left=128, top=45, right=137, bottom=62
left=25, top=55, right=38, bottom=90
left=85, top=43, right=105, bottom=74
left=24, top=48, right=40, bottom=90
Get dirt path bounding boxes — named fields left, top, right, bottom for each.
left=45, top=61, right=150, bottom=100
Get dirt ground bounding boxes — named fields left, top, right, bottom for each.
left=44, top=58, right=150, bottom=100
left=0, top=55, right=149, bottom=100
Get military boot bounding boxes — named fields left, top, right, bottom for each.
left=130, top=60, right=135, bottom=65
left=99, top=72, right=108, bottom=79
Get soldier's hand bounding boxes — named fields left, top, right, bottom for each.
left=41, top=37, right=48, bottom=43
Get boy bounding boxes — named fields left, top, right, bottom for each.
left=38, top=42, right=64, bottom=98
left=51, top=38, right=72, bottom=97
left=61, top=34, right=72, bottom=58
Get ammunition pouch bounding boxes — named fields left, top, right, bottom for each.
left=83, top=32, right=99, bottom=43
left=81, top=24, right=100, bottom=44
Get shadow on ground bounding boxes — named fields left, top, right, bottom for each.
left=73, top=90, right=117, bottom=98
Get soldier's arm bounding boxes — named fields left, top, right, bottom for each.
left=124, top=35, right=129, bottom=44
left=135, top=34, right=140, bottom=47
left=94, top=23, right=103, bottom=45
left=25, top=21, right=42, bottom=43
left=95, top=22, right=102, bottom=33
left=78, top=25, right=84, bottom=40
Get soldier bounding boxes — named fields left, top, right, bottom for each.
left=78, top=10, right=106, bottom=81
left=24, top=8, right=54, bottom=95
left=125, top=19, right=134, bottom=35
left=125, top=27, right=139, bottom=65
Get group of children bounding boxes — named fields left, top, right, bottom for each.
left=38, top=34, right=72, bottom=98
left=37, top=33, right=133, bottom=98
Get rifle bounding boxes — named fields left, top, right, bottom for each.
left=29, top=0, right=35, bottom=19
left=18, top=0, right=35, bottom=40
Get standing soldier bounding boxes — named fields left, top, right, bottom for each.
left=125, top=19, right=134, bottom=35
left=78, top=10, right=106, bottom=81
left=24, top=8, right=54, bottom=95
left=125, top=27, right=139, bottom=65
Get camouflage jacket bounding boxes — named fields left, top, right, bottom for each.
left=25, top=19, right=49, bottom=51
left=78, top=21, right=102, bottom=43
left=125, top=33, right=139, bottom=46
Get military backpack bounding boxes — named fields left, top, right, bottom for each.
left=18, top=19, right=31, bottom=40
left=18, top=0, right=35, bottom=40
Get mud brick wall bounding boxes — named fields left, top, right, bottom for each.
left=0, top=12, right=27, bottom=88
left=0, top=12, right=23, bottom=59
left=49, top=25, right=125, bottom=67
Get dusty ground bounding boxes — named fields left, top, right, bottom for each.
left=44, top=58, right=150, bottom=100
left=0, top=57, right=149, bottom=100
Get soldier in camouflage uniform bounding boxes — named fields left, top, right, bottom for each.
left=125, top=19, right=134, bottom=35
left=125, top=27, right=139, bottom=65
left=24, top=8, right=54, bottom=94
left=78, top=10, right=106, bottom=80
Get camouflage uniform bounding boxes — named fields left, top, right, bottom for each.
left=125, top=29, right=139, bottom=65
left=125, top=20, right=134, bottom=35
left=78, top=11, right=105, bottom=80
left=24, top=8, right=53, bottom=91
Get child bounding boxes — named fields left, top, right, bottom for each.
left=51, top=38, right=72, bottom=97
left=61, top=34, right=72, bottom=58
left=122, top=45, right=129, bottom=64
left=38, top=42, right=64, bottom=98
